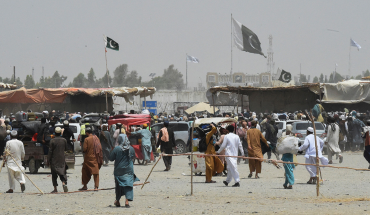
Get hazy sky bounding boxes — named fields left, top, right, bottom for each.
left=1, top=0, right=369, bottom=87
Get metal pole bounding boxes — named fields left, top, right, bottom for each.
left=105, top=48, right=109, bottom=87
left=186, top=53, right=188, bottom=89
left=348, top=43, right=351, bottom=78
left=309, top=112, right=320, bottom=197
left=144, top=89, right=146, bottom=110
left=13, top=66, right=15, bottom=83
left=106, top=93, right=108, bottom=112
left=190, top=120, right=195, bottom=195
left=212, top=93, right=215, bottom=114
left=231, top=14, right=233, bottom=75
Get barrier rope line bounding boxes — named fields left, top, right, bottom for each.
left=27, top=182, right=150, bottom=195
left=161, top=153, right=370, bottom=171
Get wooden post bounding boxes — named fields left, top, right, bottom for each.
left=144, top=89, right=147, bottom=110
left=309, top=111, right=320, bottom=197
left=190, top=120, right=195, bottom=195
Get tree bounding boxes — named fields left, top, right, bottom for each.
left=299, top=74, right=307, bottom=83
left=143, top=65, right=184, bottom=90
left=124, top=71, right=142, bottom=87
left=355, top=74, right=362, bottom=80
left=319, top=73, right=324, bottom=83
left=24, top=75, right=35, bottom=88
left=52, top=71, right=67, bottom=88
left=112, top=64, right=128, bottom=87
left=324, top=75, right=328, bottom=83
left=87, top=68, right=98, bottom=88
left=97, top=72, right=112, bottom=87
left=72, top=73, right=87, bottom=87
left=364, top=69, right=370, bottom=77
left=313, top=76, right=319, bottom=83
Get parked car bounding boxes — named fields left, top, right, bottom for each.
left=276, top=120, right=302, bottom=138
left=151, top=121, right=189, bottom=154
left=55, top=123, right=81, bottom=153
left=291, top=121, right=327, bottom=153
left=83, top=113, right=109, bottom=123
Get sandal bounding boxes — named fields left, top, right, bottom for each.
left=205, top=180, right=216, bottom=183
left=125, top=204, right=130, bottom=208
left=307, top=181, right=313, bottom=184
left=255, top=175, right=260, bottom=179
left=114, top=200, right=120, bottom=207
left=50, top=190, right=58, bottom=193
left=248, top=173, right=253, bottom=178
left=287, top=186, right=293, bottom=189
left=283, top=184, right=287, bottom=189
left=78, top=187, right=88, bottom=191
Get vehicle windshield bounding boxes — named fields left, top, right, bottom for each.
left=296, top=122, right=324, bottom=130
left=152, top=124, right=163, bottom=133
left=276, top=122, right=284, bottom=129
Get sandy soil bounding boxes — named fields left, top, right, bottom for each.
left=0, top=151, right=369, bottom=215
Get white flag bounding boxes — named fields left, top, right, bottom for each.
left=186, top=55, right=199, bottom=63
left=350, top=38, right=361, bottom=51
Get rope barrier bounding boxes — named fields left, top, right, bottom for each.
left=27, top=182, right=150, bottom=195
left=160, top=153, right=370, bottom=171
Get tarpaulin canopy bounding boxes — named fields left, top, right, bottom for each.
left=185, top=102, right=219, bottom=114
left=0, top=82, right=17, bottom=89
left=0, top=87, right=156, bottom=104
left=322, top=79, right=370, bottom=104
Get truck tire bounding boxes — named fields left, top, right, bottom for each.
left=28, top=158, right=39, bottom=174
left=175, top=140, right=186, bottom=154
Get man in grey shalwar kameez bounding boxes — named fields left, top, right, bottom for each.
left=48, top=127, right=68, bottom=193
left=99, top=125, right=114, bottom=166
left=109, top=134, right=139, bottom=208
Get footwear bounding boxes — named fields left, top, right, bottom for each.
left=164, top=169, right=169, bottom=171
left=223, top=181, right=228, bottom=186
left=125, top=204, right=130, bottom=208
left=283, top=184, right=287, bottom=189
left=328, top=160, right=333, bottom=164
left=63, top=184, right=68, bottom=193
left=339, top=156, right=343, bottom=163
left=78, top=187, right=88, bottom=191
left=5, top=189, right=13, bottom=193
left=286, top=186, right=293, bottom=189
left=205, top=180, right=216, bottom=183
left=94, top=187, right=99, bottom=191
left=255, top=175, right=260, bottom=179
left=21, top=184, right=25, bottom=193
left=307, top=181, right=313, bottom=184
left=114, top=200, right=121, bottom=207
left=232, top=182, right=240, bottom=187
left=50, top=190, right=58, bottom=193
left=248, top=173, right=253, bottom=178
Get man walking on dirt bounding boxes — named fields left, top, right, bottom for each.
left=79, top=127, right=103, bottom=191
left=48, top=127, right=68, bottom=193
left=217, top=125, right=244, bottom=187
left=4, top=130, right=26, bottom=193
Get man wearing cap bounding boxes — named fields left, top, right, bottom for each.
left=217, top=125, right=244, bottom=187
left=4, top=130, right=26, bottom=193
left=298, top=127, right=328, bottom=184
left=80, top=127, right=103, bottom=191
left=62, top=120, right=76, bottom=152
left=48, top=127, right=68, bottom=193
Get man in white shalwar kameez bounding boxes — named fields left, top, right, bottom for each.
left=4, top=130, right=26, bottom=193
left=217, top=125, right=244, bottom=187
left=298, top=127, right=328, bottom=184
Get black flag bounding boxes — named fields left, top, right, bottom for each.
left=278, top=70, right=292, bottom=83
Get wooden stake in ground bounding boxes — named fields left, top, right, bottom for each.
left=309, top=112, right=320, bottom=197
left=141, top=155, right=162, bottom=190
left=190, top=120, right=195, bottom=196
left=4, top=149, right=44, bottom=194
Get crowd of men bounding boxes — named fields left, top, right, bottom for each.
left=1, top=104, right=370, bottom=203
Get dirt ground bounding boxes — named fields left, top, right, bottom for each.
left=0, top=151, right=369, bottom=215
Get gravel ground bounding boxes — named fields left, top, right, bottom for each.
left=0, top=151, right=369, bottom=214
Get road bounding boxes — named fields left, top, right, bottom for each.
left=0, top=151, right=369, bottom=214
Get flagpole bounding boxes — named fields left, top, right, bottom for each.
left=186, top=53, right=188, bottom=89
left=105, top=47, right=109, bottom=112
left=231, top=13, right=233, bottom=75
left=348, top=40, right=351, bottom=78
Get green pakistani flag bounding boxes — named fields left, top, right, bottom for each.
left=232, top=18, right=266, bottom=58
left=104, top=35, right=119, bottom=51
left=278, top=70, right=292, bottom=83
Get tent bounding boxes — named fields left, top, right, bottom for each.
left=185, top=102, right=219, bottom=114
